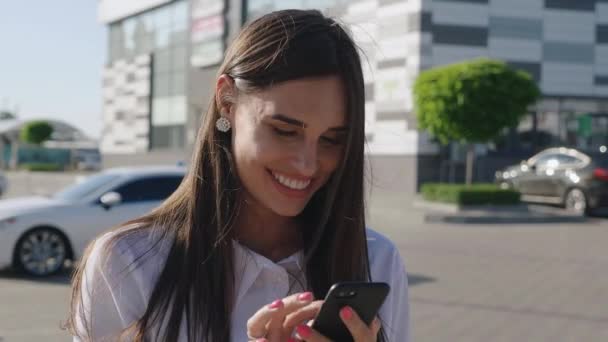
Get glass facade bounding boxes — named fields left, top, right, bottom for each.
left=108, top=0, right=189, bottom=150
left=492, top=99, right=608, bottom=155
left=246, top=0, right=349, bottom=20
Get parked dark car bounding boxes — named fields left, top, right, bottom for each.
left=495, top=147, right=608, bottom=214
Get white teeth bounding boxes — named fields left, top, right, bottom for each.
left=272, top=172, right=311, bottom=190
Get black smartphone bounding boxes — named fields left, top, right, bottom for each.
left=311, top=282, right=390, bottom=342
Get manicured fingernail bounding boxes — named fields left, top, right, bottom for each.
left=296, top=324, right=312, bottom=338
left=340, top=306, right=353, bottom=320
left=268, top=299, right=283, bottom=309
left=297, top=291, right=313, bottom=301
left=255, top=339, right=268, bottom=342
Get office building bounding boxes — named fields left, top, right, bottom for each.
left=99, top=0, right=608, bottom=191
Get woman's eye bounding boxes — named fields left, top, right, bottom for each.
left=321, top=136, right=343, bottom=146
left=273, top=127, right=297, bottom=136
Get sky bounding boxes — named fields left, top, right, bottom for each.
left=0, top=1, right=106, bottom=138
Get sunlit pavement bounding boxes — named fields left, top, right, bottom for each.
left=1, top=173, right=607, bottom=341
left=371, top=194, right=608, bottom=342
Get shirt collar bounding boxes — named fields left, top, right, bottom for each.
left=232, top=240, right=304, bottom=306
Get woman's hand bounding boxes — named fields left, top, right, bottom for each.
left=247, top=292, right=323, bottom=342
left=292, top=306, right=381, bottom=342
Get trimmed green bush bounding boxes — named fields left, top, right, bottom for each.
left=20, top=121, right=54, bottom=145
left=414, top=58, right=540, bottom=184
left=421, top=183, right=520, bottom=205
left=21, top=163, right=63, bottom=172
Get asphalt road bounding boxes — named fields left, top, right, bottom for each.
left=1, top=172, right=607, bottom=341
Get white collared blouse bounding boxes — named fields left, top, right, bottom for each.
left=74, top=228, right=409, bottom=341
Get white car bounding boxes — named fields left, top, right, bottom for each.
left=0, top=166, right=185, bottom=276
left=0, top=171, right=7, bottom=198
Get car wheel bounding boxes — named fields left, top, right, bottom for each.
left=564, top=188, right=588, bottom=215
left=14, top=228, right=68, bottom=277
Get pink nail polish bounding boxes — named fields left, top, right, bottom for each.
left=287, top=338, right=297, bottom=342
left=340, top=306, right=353, bottom=320
left=268, top=299, right=283, bottom=309
left=297, top=291, right=313, bottom=301
left=296, top=324, right=312, bottom=338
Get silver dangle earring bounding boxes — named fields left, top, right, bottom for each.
left=216, top=114, right=231, bottom=132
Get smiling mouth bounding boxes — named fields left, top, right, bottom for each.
left=267, top=169, right=313, bottom=194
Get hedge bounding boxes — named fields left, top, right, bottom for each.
left=421, top=183, right=520, bottom=205
left=21, top=163, right=63, bottom=172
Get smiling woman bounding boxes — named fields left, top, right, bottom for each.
left=223, top=76, right=347, bottom=218
left=66, top=9, right=409, bottom=342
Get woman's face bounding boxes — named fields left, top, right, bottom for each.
left=225, top=75, right=347, bottom=217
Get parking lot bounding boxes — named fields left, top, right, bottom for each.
left=1, top=172, right=608, bottom=341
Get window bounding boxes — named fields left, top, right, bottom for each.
left=113, top=176, right=183, bottom=203
left=54, top=173, right=120, bottom=201
left=107, top=0, right=188, bottom=63
left=533, top=154, right=560, bottom=168
left=555, top=154, right=582, bottom=166
left=151, top=125, right=185, bottom=149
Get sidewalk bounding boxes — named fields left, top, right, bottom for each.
left=413, top=198, right=590, bottom=224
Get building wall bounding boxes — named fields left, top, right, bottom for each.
left=101, top=0, right=190, bottom=154
left=245, top=0, right=436, bottom=160
left=421, top=0, right=608, bottom=99
left=187, top=0, right=243, bottom=147
left=99, top=0, right=608, bottom=193
left=101, top=54, right=152, bottom=154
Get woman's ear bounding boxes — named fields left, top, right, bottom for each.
left=216, top=74, right=237, bottom=121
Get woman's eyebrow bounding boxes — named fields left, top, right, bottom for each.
left=270, top=114, right=306, bottom=128
left=270, top=114, right=347, bottom=132
left=328, top=126, right=348, bottom=132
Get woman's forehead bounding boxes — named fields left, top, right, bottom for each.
left=247, top=76, right=347, bottom=127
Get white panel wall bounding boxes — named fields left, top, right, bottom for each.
left=595, top=46, right=608, bottom=74
left=597, top=3, right=608, bottom=24
left=488, top=38, right=542, bottom=62
left=432, top=2, right=489, bottom=27
left=367, top=120, right=419, bottom=155
left=375, top=68, right=411, bottom=112
left=544, top=10, right=596, bottom=43
left=378, top=36, right=409, bottom=61
left=432, top=45, right=489, bottom=66
left=541, top=63, right=594, bottom=95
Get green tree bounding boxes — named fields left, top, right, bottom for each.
left=414, top=58, right=541, bottom=185
left=20, top=121, right=54, bottom=145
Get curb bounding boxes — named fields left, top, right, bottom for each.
left=413, top=200, right=589, bottom=224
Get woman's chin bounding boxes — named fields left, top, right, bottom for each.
left=271, top=204, right=307, bottom=218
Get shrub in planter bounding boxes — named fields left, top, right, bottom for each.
left=21, top=163, right=63, bottom=172
left=421, top=183, right=520, bottom=205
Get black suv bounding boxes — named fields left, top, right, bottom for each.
left=495, top=147, right=608, bottom=214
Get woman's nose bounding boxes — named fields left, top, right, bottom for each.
left=293, top=143, right=318, bottom=177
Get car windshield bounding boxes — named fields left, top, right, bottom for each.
left=53, top=173, right=120, bottom=201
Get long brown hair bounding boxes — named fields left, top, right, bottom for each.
left=67, top=9, right=379, bottom=341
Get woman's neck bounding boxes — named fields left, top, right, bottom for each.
left=233, top=198, right=303, bottom=262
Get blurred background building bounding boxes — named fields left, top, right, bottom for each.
left=98, top=0, right=608, bottom=193
left=0, top=118, right=98, bottom=170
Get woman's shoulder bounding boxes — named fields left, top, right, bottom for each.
left=365, top=228, right=407, bottom=280
left=365, top=228, right=400, bottom=259
left=365, top=228, right=410, bottom=341
left=86, top=224, right=173, bottom=281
